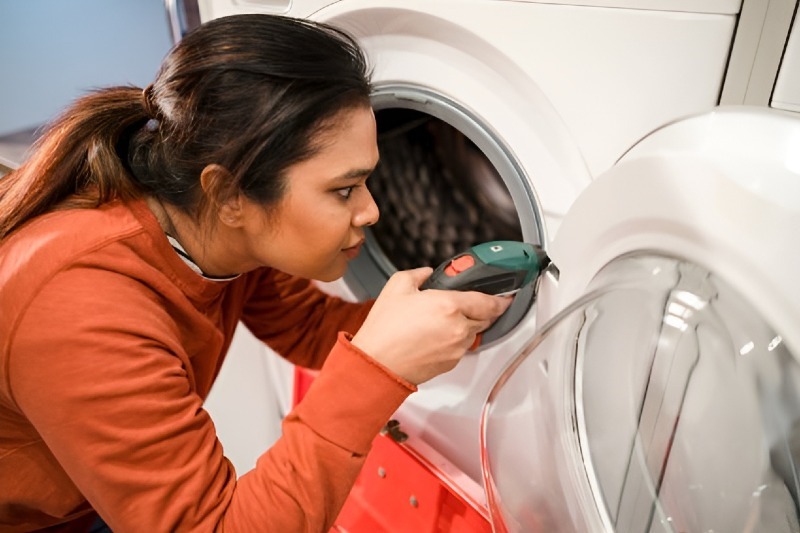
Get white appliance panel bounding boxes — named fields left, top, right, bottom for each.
left=773, top=16, right=800, bottom=113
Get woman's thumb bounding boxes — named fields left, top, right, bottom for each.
left=387, top=267, right=434, bottom=293
left=407, top=267, right=435, bottom=289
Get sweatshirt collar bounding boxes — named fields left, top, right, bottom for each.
left=127, top=198, right=237, bottom=304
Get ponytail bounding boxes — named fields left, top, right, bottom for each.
left=0, top=86, right=148, bottom=240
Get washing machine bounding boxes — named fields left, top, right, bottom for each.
left=480, top=106, right=800, bottom=532
left=191, top=1, right=800, bottom=530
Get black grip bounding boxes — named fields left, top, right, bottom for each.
left=422, top=258, right=527, bottom=295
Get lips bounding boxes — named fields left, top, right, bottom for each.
left=342, top=240, right=364, bottom=259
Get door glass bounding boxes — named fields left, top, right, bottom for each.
left=482, top=254, right=800, bottom=532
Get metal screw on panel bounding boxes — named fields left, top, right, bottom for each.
left=409, top=496, right=419, bottom=508
left=377, top=467, right=386, bottom=478
left=380, top=419, right=409, bottom=443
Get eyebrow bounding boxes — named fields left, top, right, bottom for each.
left=335, top=165, right=377, bottom=182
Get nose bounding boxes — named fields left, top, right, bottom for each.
left=353, top=187, right=380, bottom=227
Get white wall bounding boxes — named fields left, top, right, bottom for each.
left=0, top=0, right=172, bottom=136
left=205, top=326, right=290, bottom=475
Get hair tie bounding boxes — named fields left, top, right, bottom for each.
left=145, top=118, right=160, bottom=132
left=141, top=84, right=159, bottom=119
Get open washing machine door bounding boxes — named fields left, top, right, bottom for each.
left=480, top=107, right=800, bottom=532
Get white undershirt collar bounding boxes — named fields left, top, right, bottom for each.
left=166, top=234, right=240, bottom=282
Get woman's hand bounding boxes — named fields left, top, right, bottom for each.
left=351, top=267, right=512, bottom=385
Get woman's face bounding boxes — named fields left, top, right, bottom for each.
left=240, top=105, right=380, bottom=281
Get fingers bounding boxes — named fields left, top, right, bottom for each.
left=389, top=268, right=512, bottom=321
left=467, top=316, right=494, bottom=335
left=448, top=291, right=513, bottom=321
left=357, top=269, right=515, bottom=384
left=385, top=267, right=434, bottom=293
left=464, top=320, right=488, bottom=351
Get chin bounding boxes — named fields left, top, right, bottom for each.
left=313, top=273, right=341, bottom=283
left=312, top=263, right=348, bottom=283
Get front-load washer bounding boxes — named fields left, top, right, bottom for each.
left=199, top=0, right=744, bottom=484
left=481, top=106, right=800, bottom=532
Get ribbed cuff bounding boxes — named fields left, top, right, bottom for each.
left=291, top=332, right=416, bottom=455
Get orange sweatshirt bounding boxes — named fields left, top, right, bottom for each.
left=0, top=198, right=415, bottom=532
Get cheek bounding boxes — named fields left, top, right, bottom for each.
left=289, top=203, right=349, bottom=251
left=276, top=187, right=354, bottom=252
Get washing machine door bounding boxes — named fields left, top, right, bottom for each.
left=480, top=107, right=800, bottom=533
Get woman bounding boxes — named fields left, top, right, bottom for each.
left=0, top=14, right=509, bottom=532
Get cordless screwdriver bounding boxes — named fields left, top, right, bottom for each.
left=421, top=240, right=549, bottom=295
left=421, top=241, right=550, bottom=350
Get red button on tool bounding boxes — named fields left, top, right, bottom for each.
left=444, top=255, right=475, bottom=276
left=452, top=255, right=475, bottom=272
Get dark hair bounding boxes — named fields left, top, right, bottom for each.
left=0, top=14, right=372, bottom=240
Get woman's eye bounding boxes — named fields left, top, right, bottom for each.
left=337, top=186, right=354, bottom=199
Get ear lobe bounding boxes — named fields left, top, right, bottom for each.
left=218, top=195, right=245, bottom=228
left=200, top=164, right=244, bottom=228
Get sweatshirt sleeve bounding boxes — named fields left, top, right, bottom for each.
left=8, top=268, right=413, bottom=532
left=239, top=268, right=374, bottom=369
left=224, top=332, right=416, bottom=531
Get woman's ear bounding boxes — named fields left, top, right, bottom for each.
left=200, top=164, right=244, bottom=228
